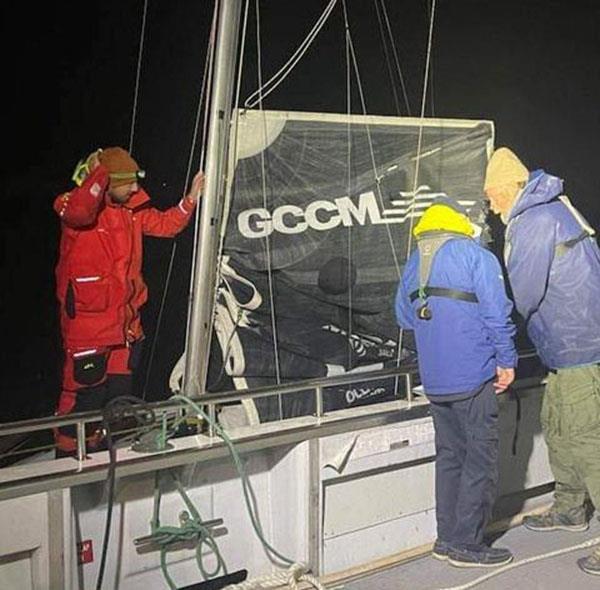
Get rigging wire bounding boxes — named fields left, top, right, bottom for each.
left=394, top=0, right=437, bottom=393
left=255, top=0, right=283, bottom=416
left=373, top=0, right=402, bottom=116
left=424, top=0, right=436, bottom=117
left=183, top=1, right=219, bottom=372
left=142, top=245, right=177, bottom=400
left=379, top=0, right=412, bottom=116
left=244, top=0, right=339, bottom=109
left=142, top=0, right=219, bottom=399
left=405, top=0, right=437, bottom=291
left=128, top=0, right=149, bottom=153
left=96, top=10, right=155, bottom=590
left=341, top=0, right=402, bottom=278
left=345, top=15, right=354, bottom=369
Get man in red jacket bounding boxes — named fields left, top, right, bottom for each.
left=54, top=147, right=204, bottom=455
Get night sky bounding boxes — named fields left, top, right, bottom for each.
left=2, top=0, right=599, bottom=421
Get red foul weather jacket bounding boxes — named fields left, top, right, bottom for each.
left=54, top=166, right=196, bottom=350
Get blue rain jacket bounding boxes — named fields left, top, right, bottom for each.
left=395, top=238, right=517, bottom=395
left=504, top=170, right=600, bottom=369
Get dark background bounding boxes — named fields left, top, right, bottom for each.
left=1, top=0, right=599, bottom=421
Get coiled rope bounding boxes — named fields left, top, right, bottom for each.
left=439, top=535, right=600, bottom=590
left=169, top=396, right=325, bottom=589
left=224, top=562, right=325, bottom=590
left=150, top=469, right=228, bottom=589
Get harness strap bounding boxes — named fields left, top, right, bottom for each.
left=555, top=230, right=593, bottom=258
left=409, top=286, right=478, bottom=304
left=554, top=195, right=596, bottom=258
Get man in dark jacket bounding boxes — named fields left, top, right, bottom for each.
left=484, top=147, right=600, bottom=576
left=395, top=197, right=517, bottom=568
left=54, top=147, right=204, bottom=455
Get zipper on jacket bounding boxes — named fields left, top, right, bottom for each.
left=124, top=209, right=136, bottom=343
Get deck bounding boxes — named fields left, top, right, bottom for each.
left=343, top=514, right=600, bottom=590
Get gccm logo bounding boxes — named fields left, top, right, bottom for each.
left=237, top=186, right=469, bottom=239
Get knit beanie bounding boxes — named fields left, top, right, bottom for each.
left=484, top=147, right=529, bottom=191
left=98, top=147, right=142, bottom=188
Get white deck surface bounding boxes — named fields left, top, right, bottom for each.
left=344, top=515, right=600, bottom=590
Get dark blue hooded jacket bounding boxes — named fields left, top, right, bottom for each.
left=504, top=170, right=600, bottom=369
left=395, top=207, right=517, bottom=395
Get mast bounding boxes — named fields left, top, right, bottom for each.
left=183, top=0, right=243, bottom=397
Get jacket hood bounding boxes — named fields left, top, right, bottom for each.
left=509, top=170, right=564, bottom=221
left=413, top=203, right=474, bottom=238
left=106, top=189, right=150, bottom=210
left=104, top=188, right=150, bottom=211
left=126, top=189, right=151, bottom=209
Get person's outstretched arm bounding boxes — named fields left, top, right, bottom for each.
left=139, top=171, right=204, bottom=237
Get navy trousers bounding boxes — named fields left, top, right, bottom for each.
left=429, top=381, right=499, bottom=549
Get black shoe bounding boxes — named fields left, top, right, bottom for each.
left=448, top=546, right=513, bottom=568
left=523, top=507, right=588, bottom=532
left=431, top=540, right=451, bottom=561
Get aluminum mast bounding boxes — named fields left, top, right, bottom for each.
left=183, top=0, right=243, bottom=397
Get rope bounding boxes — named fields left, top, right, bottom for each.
left=96, top=396, right=156, bottom=590
left=128, top=0, right=148, bottom=153
left=244, top=0, right=339, bottom=109
left=255, top=0, right=283, bottom=407
left=394, top=0, right=437, bottom=394
left=224, top=563, right=325, bottom=590
left=170, top=395, right=294, bottom=567
left=151, top=470, right=228, bottom=589
left=207, top=306, right=244, bottom=390
left=439, top=535, right=600, bottom=590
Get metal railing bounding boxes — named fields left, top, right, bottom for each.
left=0, top=363, right=421, bottom=463
left=0, top=351, right=541, bottom=465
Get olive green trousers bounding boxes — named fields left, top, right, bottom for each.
left=540, top=364, right=600, bottom=514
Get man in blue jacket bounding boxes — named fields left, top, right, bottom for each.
left=484, top=147, right=600, bottom=576
left=395, top=197, right=517, bottom=568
